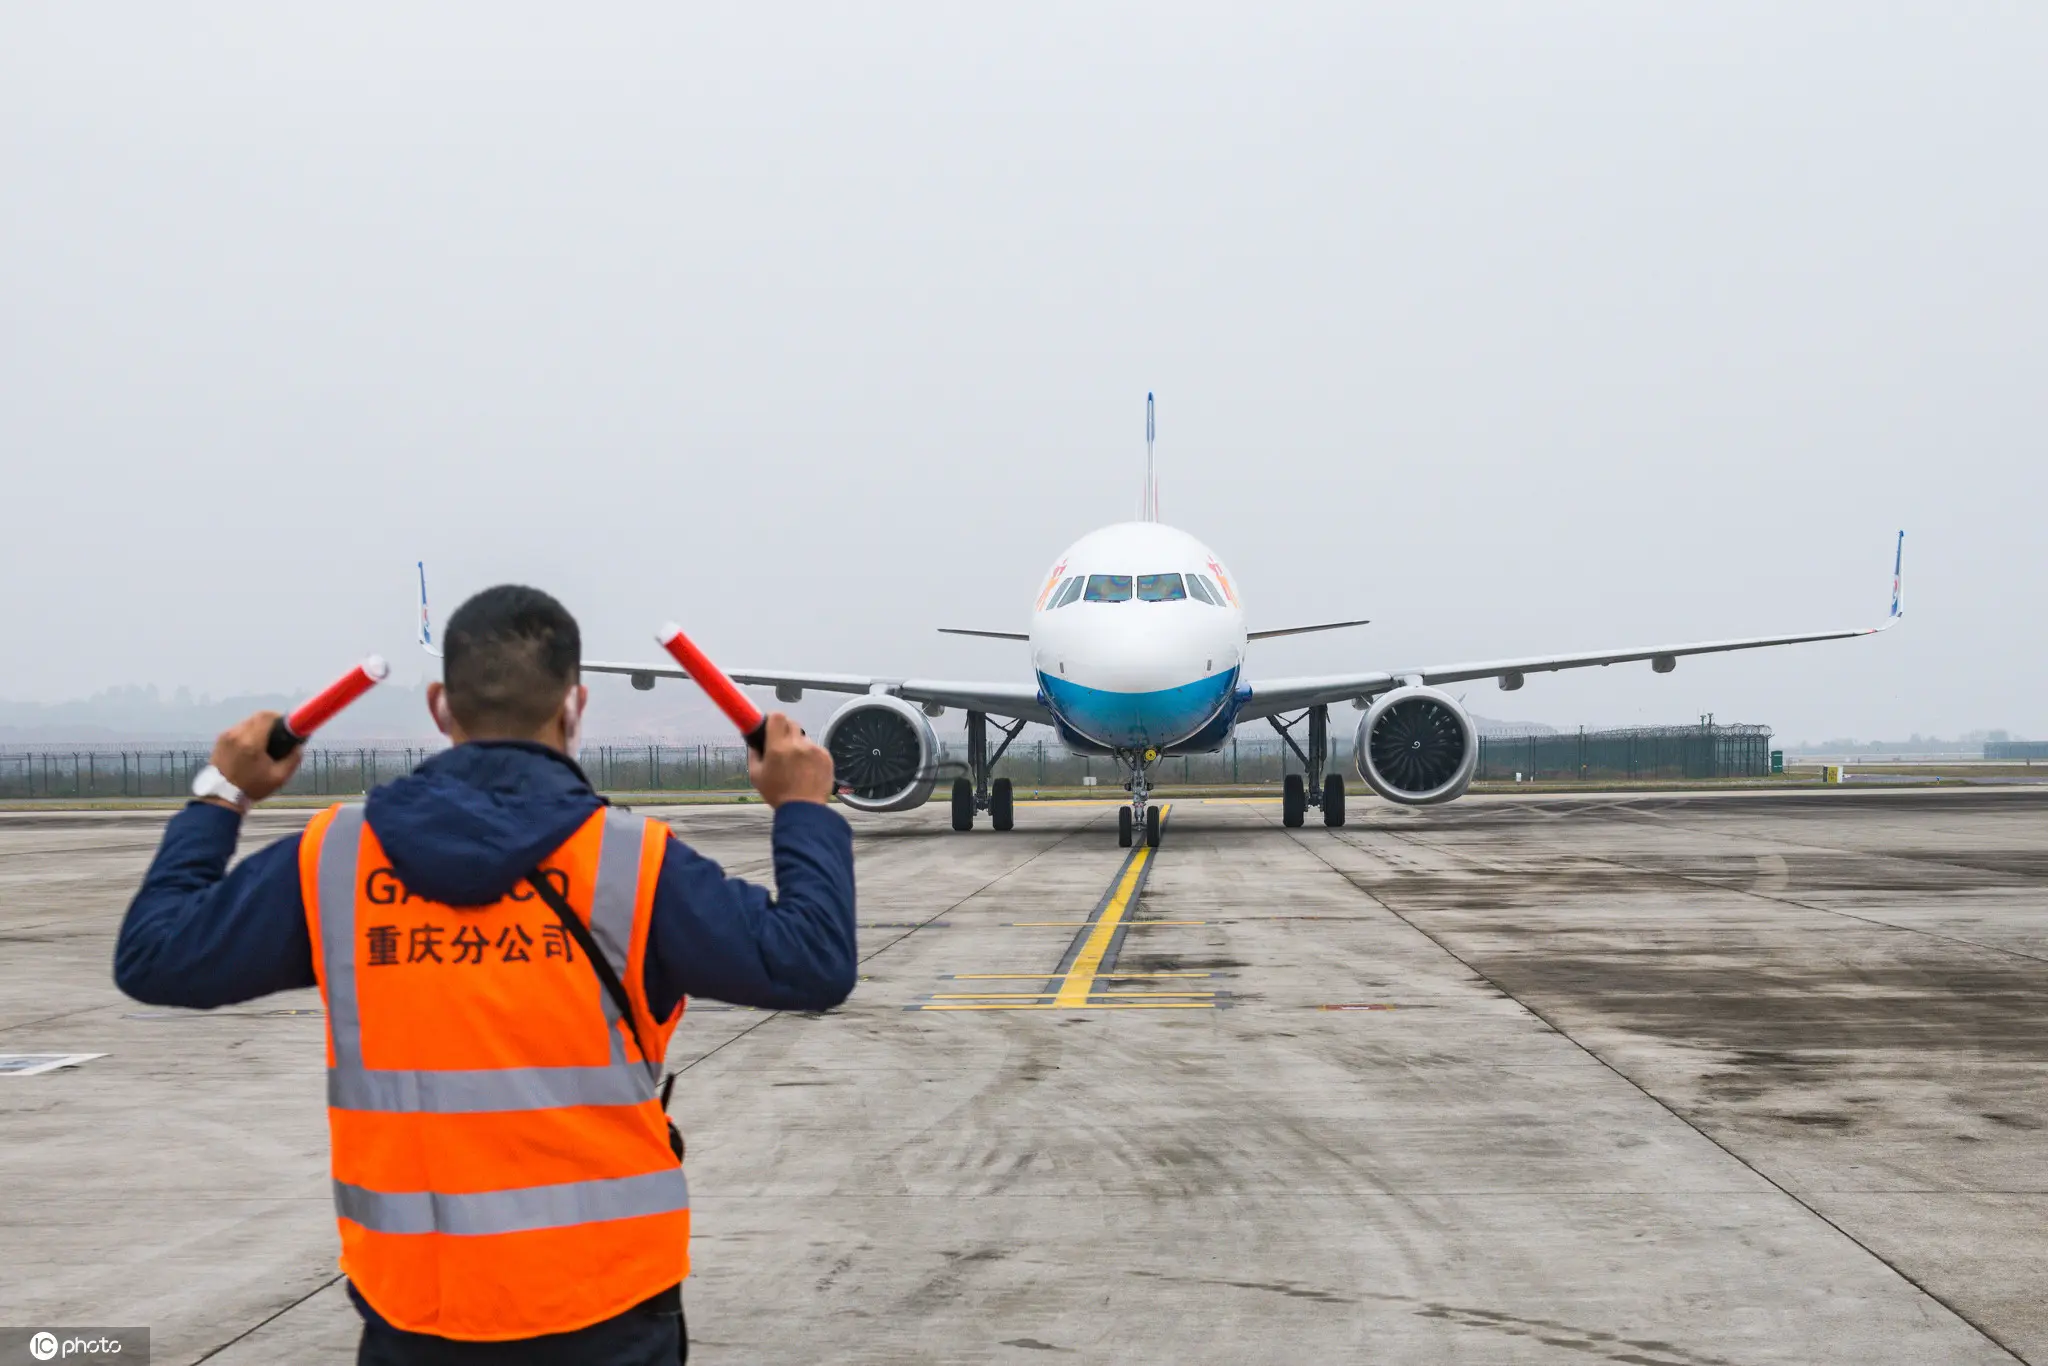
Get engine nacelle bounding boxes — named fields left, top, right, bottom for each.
left=1354, top=686, right=1478, bottom=805
left=821, top=695, right=939, bottom=813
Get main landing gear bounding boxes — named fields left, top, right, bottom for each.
left=1116, top=750, right=1163, bottom=850
left=1270, top=704, right=1346, bottom=829
left=950, top=710, right=1027, bottom=833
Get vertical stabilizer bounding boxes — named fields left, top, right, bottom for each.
left=1889, top=530, right=1905, bottom=620
left=1143, top=392, right=1157, bottom=521
left=417, top=561, right=443, bottom=659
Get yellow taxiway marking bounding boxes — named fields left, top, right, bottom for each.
left=919, top=805, right=1220, bottom=1012
left=933, top=995, right=1204, bottom=1003
left=1054, top=814, right=1164, bottom=1007
left=1010, top=920, right=1207, bottom=928
left=918, top=1002, right=1217, bottom=1012
left=950, top=972, right=1212, bottom=980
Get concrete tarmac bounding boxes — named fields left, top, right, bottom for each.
left=3, top=789, right=2045, bottom=1364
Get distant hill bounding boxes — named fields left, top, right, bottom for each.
left=0, top=684, right=439, bottom=746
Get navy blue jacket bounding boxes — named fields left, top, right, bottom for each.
left=115, top=741, right=858, bottom=1018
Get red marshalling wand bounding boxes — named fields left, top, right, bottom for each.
left=265, top=655, right=392, bottom=759
left=656, top=623, right=768, bottom=753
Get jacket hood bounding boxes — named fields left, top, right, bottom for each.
left=363, top=741, right=604, bottom=907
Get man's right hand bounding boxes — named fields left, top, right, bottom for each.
left=204, top=711, right=305, bottom=809
left=747, top=713, right=836, bottom=808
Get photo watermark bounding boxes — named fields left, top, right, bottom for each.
left=0, top=1330, right=149, bottom=1364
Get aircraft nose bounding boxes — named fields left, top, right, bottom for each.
left=1035, top=605, right=1238, bottom=696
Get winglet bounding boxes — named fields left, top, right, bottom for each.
left=418, top=561, right=443, bottom=659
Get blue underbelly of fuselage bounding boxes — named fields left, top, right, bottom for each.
left=1037, top=667, right=1241, bottom=755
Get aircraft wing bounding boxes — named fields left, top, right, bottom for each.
left=1237, top=533, right=1905, bottom=723
left=578, top=659, right=1056, bottom=726
left=415, top=562, right=1054, bottom=726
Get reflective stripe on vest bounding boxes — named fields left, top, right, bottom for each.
left=315, top=805, right=665, bottom=1115
left=334, top=1167, right=689, bottom=1236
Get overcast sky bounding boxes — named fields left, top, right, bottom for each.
left=2, top=4, right=2041, bottom=743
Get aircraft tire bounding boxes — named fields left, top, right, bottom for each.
left=951, top=777, right=975, bottom=832
left=990, top=778, right=1015, bottom=831
left=1282, top=774, right=1306, bottom=828
left=1145, top=804, right=1162, bottom=848
left=1118, top=806, right=1134, bottom=848
left=1322, top=774, right=1346, bottom=827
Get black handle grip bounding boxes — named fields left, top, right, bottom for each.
left=742, top=719, right=768, bottom=755
left=265, top=716, right=304, bottom=761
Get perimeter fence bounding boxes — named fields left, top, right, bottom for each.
left=0, top=745, right=762, bottom=800
left=1, top=722, right=1772, bottom=799
left=1473, top=723, right=1773, bottom=781
left=0, top=740, right=1288, bottom=798
left=1985, top=741, right=2048, bottom=761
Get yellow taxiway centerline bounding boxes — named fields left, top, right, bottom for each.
left=937, top=995, right=1212, bottom=1003
left=917, top=1001, right=1217, bottom=1011
left=1009, top=920, right=1206, bottom=928
left=917, top=805, right=1219, bottom=1012
left=949, top=972, right=1212, bottom=980
left=1052, top=810, right=1165, bottom=1007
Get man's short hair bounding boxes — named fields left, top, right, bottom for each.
left=442, top=585, right=581, bottom=735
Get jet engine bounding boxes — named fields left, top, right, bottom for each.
left=1354, top=686, right=1478, bottom=805
left=821, top=694, right=940, bottom=813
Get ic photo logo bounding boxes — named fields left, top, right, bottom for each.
left=26, top=1333, right=123, bottom=1361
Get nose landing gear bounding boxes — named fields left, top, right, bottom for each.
left=1117, top=748, right=1162, bottom=848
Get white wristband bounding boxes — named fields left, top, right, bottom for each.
left=191, top=764, right=252, bottom=813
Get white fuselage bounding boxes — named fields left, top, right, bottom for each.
left=1028, top=522, right=1249, bottom=753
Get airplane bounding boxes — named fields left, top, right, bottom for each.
left=420, top=396, right=1905, bottom=849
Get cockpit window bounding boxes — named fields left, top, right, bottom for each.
left=1190, top=573, right=1225, bottom=606
left=1136, top=573, right=1187, bottom=602
left=1050, top=576, right=1084, bottom=609
left=1083, top=574, right=1133, bottom=603
left=1186, top=574, right=1219, bottom=606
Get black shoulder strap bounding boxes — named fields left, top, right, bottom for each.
left=524, top=869, right=654, bottom=1077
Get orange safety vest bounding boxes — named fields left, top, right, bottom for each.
left=299, top=803, right=688, bottom=1341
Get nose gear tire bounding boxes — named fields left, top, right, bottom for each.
left=1145, top=805, right=1162, bottom=848
left=1118, top=805, right=1134, bottom=847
